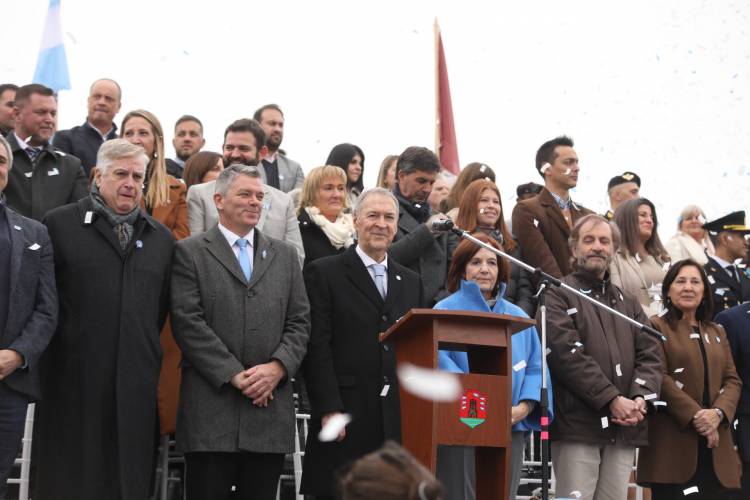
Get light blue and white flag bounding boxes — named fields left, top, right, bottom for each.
left=33, top=0, right=70, bottom=91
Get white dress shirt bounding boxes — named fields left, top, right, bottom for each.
left=218, top=223, right=255, bottom=263
left=356, top=244, right=388, bottom=296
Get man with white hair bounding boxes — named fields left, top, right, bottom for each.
left=34, top=139, right=174, bottom=500
left=0, top=134, right=57, bottom=499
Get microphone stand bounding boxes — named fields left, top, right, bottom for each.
left=443, top=222, right=664, bottom=500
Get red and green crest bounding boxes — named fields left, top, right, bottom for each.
left=459, top=389, right=487, bottom=428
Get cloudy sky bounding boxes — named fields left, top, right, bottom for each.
left=4, top=0, right=749, bottom=239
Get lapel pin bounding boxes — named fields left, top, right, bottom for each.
left=28, top=243, right=41, bottom=251
left=47, top=168, right=60, bottom=176
left=13, top=225, right=21, bottom=231
left=262, top=249, right=267, bottom=259
left=396, top=275, right=401, bottom=281
left=84, top=211, right=93, bottom=224
left=136, top=240, right=143, bottom=249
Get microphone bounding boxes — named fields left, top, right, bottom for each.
left=432, top=219, right=454, bottom=232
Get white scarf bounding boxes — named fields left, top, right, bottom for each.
left=305, top=206, right=355, bottom=250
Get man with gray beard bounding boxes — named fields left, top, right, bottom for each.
left=543, top=215, right=662, bottom=500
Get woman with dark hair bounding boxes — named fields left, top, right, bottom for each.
left=182, top=151, right=223, bottom=189
left=611, top=197, right=670, bottom=315
left=325, top=143, right=365, bottom=207
left=434, top=233, right=551, bottom=500
left=121, top=109, right=189, bottom=439
left=637, top=259, right=742, bottom=499
left=451, top=179, right=535, bottom=316
left=441, top=162, right=496, bottom=217
left=296, top=165, right=355, bottom=266
left=339, top=441, right=444, bottom=500
left=376, top=154, right=398, bottom=190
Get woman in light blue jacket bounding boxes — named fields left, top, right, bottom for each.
left=435, top=233, right=553, bottom=499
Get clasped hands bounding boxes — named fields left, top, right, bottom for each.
left=609, top=395, right=647, bottom=427
left=693, top=409, right=721, bottom=448
left=230, top=360, right=286, bottom=408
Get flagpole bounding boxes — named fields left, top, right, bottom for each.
left=434, top=18, right=441, bottom=160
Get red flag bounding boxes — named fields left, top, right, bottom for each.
left=435, top=20, right=460, bottom=174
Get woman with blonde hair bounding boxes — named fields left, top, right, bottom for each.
left=376, top=154, right=398, bottom=190
left=297, top=165, right=355, bottom=267
left=665, top=204, right=716, bottom=265
left=121, top=109, right=189, bottom=439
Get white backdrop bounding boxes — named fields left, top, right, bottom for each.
left=3, top=0, right=749, bottom=240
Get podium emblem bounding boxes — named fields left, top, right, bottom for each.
left=459, top=389, right=487, bottom=428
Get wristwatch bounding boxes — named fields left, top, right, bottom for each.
left=714, top=408, right=724, bottom=422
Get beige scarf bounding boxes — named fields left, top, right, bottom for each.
left=305, top=206, right=355, bottom=249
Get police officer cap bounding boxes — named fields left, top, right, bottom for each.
left=702, top=211, right=750, bottom=234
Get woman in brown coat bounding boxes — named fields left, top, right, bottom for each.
left=122, top=110, right=189, bottom=435
left=637, top=259, right=742, bottom=499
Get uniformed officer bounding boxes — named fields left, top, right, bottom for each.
left=603, top=171, right=641, bottom=220
left=703, top=210, right=750, bottom=316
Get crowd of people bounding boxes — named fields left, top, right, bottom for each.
left=0, top=78, right=749, bottom=500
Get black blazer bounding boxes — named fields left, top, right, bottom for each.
left=297, top=208, right=346, bottom=267
left=704, top=256, right=750, bottom=317
left=0, top=206, right=58, bottom=400
left=715, top=302, right=750, bottom=416
left=52, top=121, right=118, bottom=176
left=300, top=246, right=423, bottom=496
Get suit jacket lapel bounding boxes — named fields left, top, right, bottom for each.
left=397, top=206, right=419, bottom=234
left=539, top=190, right=570, bottom=237
left=344, top=247, right=384, bottom=308
left=383, top=261, right=404, bottom=311
left=247, top=230, right=275, bottom=289
left=7, top=210, right=26, bottom=298
left=204, top=226, right=249, bottom=286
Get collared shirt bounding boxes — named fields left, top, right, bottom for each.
left=712, top=254, right=739, bottom=279
left=264, top=151, right=278, bottom=164
left=218, top=223, right=255, bottom=263
left=14, top=132, right=43, bottom=163
left=85, top=121, right=115, bottom=142
left=549, top=190, right=572, bottom=211
left=356, top=244, right=388, bottom=296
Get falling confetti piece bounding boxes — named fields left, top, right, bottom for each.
left=676, top=381, right=684, bottom=390
left=513, top=360, right=527, bottom=372
left=601, top=417, right=609, bottom=428
left=674, top=367, right=685, bottom=373
left=635, top=378, right=646, bottom=386
left=318, top=413, right=351, bottom=442
left=615, top=364, right=622, bottom=377
left=567, top=308, right=578, bottom=316
left=644, top=393, right=658, bottom=401
left=683, top=485, right=699, bottom=495
left=397, top=363, right=461, bottom=402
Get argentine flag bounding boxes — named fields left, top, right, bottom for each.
left=33, top=0, right=70, bottom=91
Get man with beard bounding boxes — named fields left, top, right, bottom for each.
left=253, top=104, right=304, bottom=193
left=53, top=78, right=122, bottom=176
left=166, top=115, right=206, bottom=179
left=388, top=146, right=453, bottom=305
left=4, top=84, right=87, bottom=220
left=543, top=214, right=662, bottom=500
left=185, top=118, right=303, bottom=265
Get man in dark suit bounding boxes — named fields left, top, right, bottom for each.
left=165, top=115, right=206, bottom=178
left=512, top=136, right=594, bottom=280
left=715, top=302, right=750, bottom=498
left=52, top=78, right=121, bottom=176
left=301, top=187, right=423, bottom=498
left=253, top=104, right=304, bottom=193
left=0, top=135, right=57, bottom=499
left=388, top=146, right=452, bottom=305
left=4, top=84, right=88, bottom=221
left=171, top=165, right=310, bottom=500
left=702, top=211, right=750, bottom=316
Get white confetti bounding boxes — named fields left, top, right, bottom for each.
left=570, top=491, right=582, bottom=499
left=574, top=341, right=583, bottom=347
left=683, top=485, right=699, bottom=495
left=716, top=288, right=726, bottom=296
left=658, top=308, right=669, bottom=317
left=662, top=261, right=671, bottom=271
left=545, top=348, right=552, bottom=356
left=676, top=381, right=684, bottom=390
left=380, top=385, right=390, bottom=397
left=615, top=364, right=622, bottom=377
left=635, top=252, right=642, bottom=263
left=635, top=378, right=646, bottom=386
left=28, top=243, right=41, bottom=251
left=533, top=218, right=539, bottom=227
left=719, top=387, right=725, bottom=394
left=397, top=363, right=461, bottom=402
left=601, top=416, right=609, bottom=428
left=513, top=360, right=527, bottom=372
left=644, top=393, right=658, bottom=401
left=697, top=215, right=707, bottom=225
left=566, top=307, right=578, bottom=316
left=653, top=400, right=667, bottom=407
left=84, top=211, right=93, bottom=224
left=708, top=275, right=716, bottom=284
left=619, top=293, right=624, bottom=301
left=540, top=163, right=551, bottom=173
left=704, top=334, right=710, bottom=344
left=690, top=333, right=700, bottom=339
left=318, top=413, right=352, bottom=442
left=716, top=336, right=721, bottom=343
left=571, top=348, right=577, bottom=354
left=734, top=419, right=739, bottom=430
left=563, top=168, right=571, bottom=175
left=674, top=367, right=685, bottom=373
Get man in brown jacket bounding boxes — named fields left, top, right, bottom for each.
left=544, top=215, right=662, bottom=500
left=512, top=136, right=593, bottom=280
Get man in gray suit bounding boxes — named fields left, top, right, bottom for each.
left=171, top=165, right=310, bottom=500
left=253, top=104, right=304, bottom=193
left=0, top=135, right=57, bottom=498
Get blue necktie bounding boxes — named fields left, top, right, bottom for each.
left=236, top=238, right=252, bottom=282
left=371, top=264, right=386, bottom=299
left=26, top=146, right=42, bottom=162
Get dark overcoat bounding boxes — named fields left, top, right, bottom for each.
left=300, top=246, right=423, bottom=496
left=35, top=197, right=173, bottom=500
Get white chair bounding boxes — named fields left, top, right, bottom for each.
left=7, top=403, right=35, bottom=500
left=277, top=412, right=310, bottom=500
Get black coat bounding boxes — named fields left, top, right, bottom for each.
left=35, top=197, right=174, bottom=500
left=704, top=256, right=750, bottom=317
left=4, top=133, right=88, bottom=221
left=52, top=121, right=118, bottom=176
left=300, top=246, right=423, bottom=496
left=297, top=208, right=346, bottom=267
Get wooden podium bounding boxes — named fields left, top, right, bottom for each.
left=379, top=308, right=535, bottom=500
